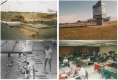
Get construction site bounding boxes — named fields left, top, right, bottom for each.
left=1, top=11, right=57, bottom=40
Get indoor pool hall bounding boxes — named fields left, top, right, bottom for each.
left=1, top=40, right=57, bottom=79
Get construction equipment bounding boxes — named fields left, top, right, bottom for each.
left=11, top=15, right=25, bottom=21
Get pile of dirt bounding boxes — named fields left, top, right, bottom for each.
left=1, top=23, right=26, bottom=40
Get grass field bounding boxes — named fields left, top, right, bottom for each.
left=59, top=21, right=117, bottom=40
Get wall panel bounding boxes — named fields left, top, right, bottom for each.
left=59, top=46, right=99, bottom=56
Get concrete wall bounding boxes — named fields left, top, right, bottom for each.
left=38, top=27, right=57, bottom=38
left=96, top=18, right=103, bottom=25
left=22, top=25, right=39, bottom=32
left=99, top=45, right=117, bottom=54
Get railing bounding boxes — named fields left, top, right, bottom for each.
left=1, top=51, right=32, bottom=57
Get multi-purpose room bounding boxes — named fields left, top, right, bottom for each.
left=59, top=40, right=117, bottom=80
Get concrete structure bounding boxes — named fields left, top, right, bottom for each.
left=47, top=9, right=57, bottom=19
left=38, top=27, right=57, bottom=38
left=5, top=21, right=21, bottom=27
left=93, top=0, right=106, bottom=25
left=37, top=12, right=47, bottom=19
left=22, top=24, right=57, bottom=38
left=1, top=9, right=57, bottom=21
left=47, top=12, right=57, bottom=19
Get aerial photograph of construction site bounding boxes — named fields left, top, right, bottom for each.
left=1, top=0, right=57, bottom=40
left=59, top=0, right=117, bottom=40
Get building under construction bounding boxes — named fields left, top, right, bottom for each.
left=1, top=12, right=57, bottom=21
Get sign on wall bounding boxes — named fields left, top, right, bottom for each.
left=93, top=1, right=106, bottom=19
left=93, top=6, right=102, bottom=15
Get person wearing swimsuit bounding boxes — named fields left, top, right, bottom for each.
left=43, top=45, right=53, bottom=73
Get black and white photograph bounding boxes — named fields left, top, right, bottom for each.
left=1, top=40, right=57, bottom=79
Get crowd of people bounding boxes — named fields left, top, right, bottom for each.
left=59, top=50, right=117, bottom=79
left=60, top=51, right=117, bottom=66
left=16, top=53, right=34, bottom=79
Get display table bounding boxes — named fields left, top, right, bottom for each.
left=80, top=59, right=92, bottom=67
left=94, top=63, right=112, bottom=71
left=59, top=67, right=77, bottom=80
left=104, top=67, right=117, bottom=79
left=59, top=73, right=79, bottom=80
left=98, top=66, right=117, bottom=79
left=59, top=74, right=63, bottom=80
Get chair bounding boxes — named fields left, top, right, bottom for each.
left=97, top=58, right=102, bottom=64
left=85, top=70, right=88, bottom=80
left=111, top=63, right=117, bottom=68
left=99, top=68, right=111, bottom=80
left=76, top=61, right=84, bottom=67
left=84, top=55, right=88, bottom=59
left=59, top=56, right=63, bottom=62
left=76, top=77, right=81, bottom=80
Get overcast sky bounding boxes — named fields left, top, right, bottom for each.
left=1, top=0, right=57, bottom=12
left=60, top=0, right=117, bottom=20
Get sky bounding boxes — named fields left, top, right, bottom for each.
left=59, top=0, right=117, bottom=20
left=1, top=0, right=57, bottom=12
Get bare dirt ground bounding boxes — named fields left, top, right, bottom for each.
left=59, top=21, right=117, bottom=40
left=20, top=28, right=57, bottom=40
left=20, top=20, right=57, bottom=40
left=20, top=28, right=41, bottom=40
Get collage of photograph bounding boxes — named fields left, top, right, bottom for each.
left=0, top=0, right=117, bottom=80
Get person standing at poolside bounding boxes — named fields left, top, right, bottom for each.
left=43, top=45, right=53, bottom=73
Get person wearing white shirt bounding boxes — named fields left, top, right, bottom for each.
left=43, top=45, right=53, bottom=72
left=74, top=64, right=86, bottom=80
left=63, top=57, right=68, bottom=66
